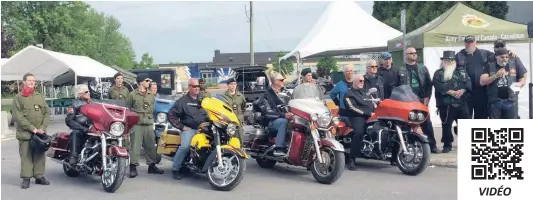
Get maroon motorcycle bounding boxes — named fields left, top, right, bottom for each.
left=46, top=100, right=138, bottom=193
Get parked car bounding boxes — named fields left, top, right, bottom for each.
left=233, top=66, right=270, bottom=125
left=153, top=94, right=180, bottom=163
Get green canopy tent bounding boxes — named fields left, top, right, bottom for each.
left=387, top=2, right=531, bottom=125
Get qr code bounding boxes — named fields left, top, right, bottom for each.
left=470, top=128, right=524, bottom=180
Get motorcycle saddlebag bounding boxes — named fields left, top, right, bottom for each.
left=45, top=132, right=70, bottom=158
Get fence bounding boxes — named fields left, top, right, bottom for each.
left=357, top=52, right=386, bottom=74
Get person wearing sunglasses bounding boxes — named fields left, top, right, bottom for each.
left=168, top=78, right=209, bottom=180
left=125, top=73, right=165, bottom=178
left=64, top=85, right=93, bottom=166
left=378, top=52, right=400, bottom=99
left=480, top=48, right=528, bottom=119
left=363, top=60, right=385, bottom=99
left=399, top=47, right=440, bottom=154
left=344, top=74, right=375, bottom=170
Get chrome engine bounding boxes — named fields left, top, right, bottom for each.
left=361, top=123, right=393, bottom=160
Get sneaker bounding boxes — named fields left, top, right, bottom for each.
left=21, top=179, right=30, bottom=189
left=35, top=177, right=50, bottom=185
left=172, top=170, right=183, bottom=180
left=148, top=164, right=164, bottom=174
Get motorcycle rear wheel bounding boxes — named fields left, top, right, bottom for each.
left=101, top=156, right=127, bottom=193
left=395, top=139, right=430, bottom=176
left=207, top=153, right=246, bottom=191
left=311, top=147, right=345, bottom=184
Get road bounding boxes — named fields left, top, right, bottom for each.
left=1, top=121, right=457, bottom=200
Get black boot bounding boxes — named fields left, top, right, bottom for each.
left=21, top=178, right=30, bottom=189
left=35, top=177, right=50, bottom=185
left=442, top=144, right=452, bottom=153
left=172, top=170, right=183, bottom=180
left=148, top=164, right=164, bottom=174
left=68, top=154, right=78, bottom=165
left=129, top=164, right=138, bottom=178
left=430, top=146, right=441, bottom=154
left=347, top=158, right=358, bottom=171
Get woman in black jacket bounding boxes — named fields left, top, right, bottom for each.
left=344, top=74, right=374, bottom=171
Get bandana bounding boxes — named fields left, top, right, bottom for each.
left=22, top=86, right=35, bottom=97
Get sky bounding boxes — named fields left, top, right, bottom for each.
left=87, top=1, right=374, bottom=64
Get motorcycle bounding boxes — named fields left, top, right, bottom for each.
left=244, top=93, right=345, bottom=184
left=46, top=100, right=136, bottom=193
left=153, top=94, right=180, bottom=163
left=332, top=85, right=431, bottom=176
left=157, top=95, right=247, bottom=191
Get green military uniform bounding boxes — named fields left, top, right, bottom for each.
left=222, top=90, right=246, bottom=142
left=108, top=85, right=130, bottom=100
left=11, top=91, right=50, bottom=179
left=199, top=90, right=211, bottom=98
left=125, top=88, right=158, bottom=165
left=108, top=85, right=131, bottom=150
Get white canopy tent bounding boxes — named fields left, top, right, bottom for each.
left=280, top=1, right=402, bottom=61
left=1, top=45, right=117, bottom=81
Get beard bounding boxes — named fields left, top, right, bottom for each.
left=442, top=64, right=456, bottom=81
left=497, top=59, right=508, bottom=67
left=466, top=46, right=476, bottom=54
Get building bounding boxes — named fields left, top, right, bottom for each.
left=159, top=49, right=363, bottom=86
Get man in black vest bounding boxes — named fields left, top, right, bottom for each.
left=378, top=52, right=399, bottom=99
left=455, top=36, right=492, bottom=119
left=364, top=60, right=385, bottom=99
left=433, top=51, right=471, bottom=153
left=399, top=47, right=440, bottom=154
left=480, top=48, right=528, bottom=119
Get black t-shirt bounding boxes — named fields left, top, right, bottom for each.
left=483, top=62, right=527, bottom=99
left=406, top=64, right=422, bottom=97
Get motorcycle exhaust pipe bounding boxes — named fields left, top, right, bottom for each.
left=79, top=142, right=100, bottom=163
left=100, top=135, right=108, bottom=171
left=83, top=152, right=99, bottom=163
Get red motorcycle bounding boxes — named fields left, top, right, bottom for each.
left=244, top=93, right=345, bottom=184
left=46, top=100, right=137, bottom=193
left=333, top=86, right=431, bottom=176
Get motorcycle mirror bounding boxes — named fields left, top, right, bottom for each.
left=368, top=88, right=378, bottom=95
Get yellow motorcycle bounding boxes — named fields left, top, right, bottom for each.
left=157, top=95, right=248, bottom=191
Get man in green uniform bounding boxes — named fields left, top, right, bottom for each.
left=108, top=73, right=130, bottom=100
left=108, top=73, right=131, bottom=151
left=199, top=78, right=211, bottom=98
left=11, top=73, right=51, bottom=189
left=125, top=73, right=164, bottom=178
left=222, top=78, right=246, bottom=143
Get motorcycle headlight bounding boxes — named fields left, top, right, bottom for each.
left=157, top=113, right=167, bottom=123
left=109, top=122, right=125, bottom=137
left=317, top=113, right=332, bottom=128
left=408, top=111, right=426, bottom=122
left=226, top=123, right=237, bottom=136
left=416, top=112, right=425, bottom=121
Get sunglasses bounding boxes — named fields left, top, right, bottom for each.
left=84, top=91, right=89, bottom=94
left=499, top=56, right=509, bottom=59
left=190, top=85, right=200, bottom=88
left=358, top=80, right=364, bottom=83
left=277, top=79, right=285, bottom=82
left=144, top=79, right=152, bottom=82
left=407, top=52, right=417, bottom=55
left=368, top=65, right=378, bottom=68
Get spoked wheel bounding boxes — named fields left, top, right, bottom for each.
left=395, top=139, right=430, bottom=176
left=207, top=153, right=246, bottom=191
left=101, top=156, right=127, bottom=193
left=311, top=147, right=345, bottom=184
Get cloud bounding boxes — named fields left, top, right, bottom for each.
left=87, top=1, right=374, bottom=63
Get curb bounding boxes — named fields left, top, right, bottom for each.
left=429, top=159, right=457, bottom=169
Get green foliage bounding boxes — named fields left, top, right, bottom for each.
left=316, top=56, right=338, bottom=78
left=372, top=1, right=509, bottom=32
left=1, top=1, right=136, bottom=68
left=134, top=53, right=158, bottom=69
left=271, top=51, right=294, bottom=75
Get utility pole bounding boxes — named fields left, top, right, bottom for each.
left=249, top=1, right=254, bottom=66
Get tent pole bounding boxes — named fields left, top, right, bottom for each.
left=529, top=38, right=532, bottom=119
left=16, top=80, right=20, bottom=93
left=99, top=78, right=103, bottom=100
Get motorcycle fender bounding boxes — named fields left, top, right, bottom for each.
left=318, top=138, right=345, bottom=152
left=405, top=132, right=429, bottom=143
left=201, top=146, right=249, bottom=172
left=107, top=146, right=129, bottom=158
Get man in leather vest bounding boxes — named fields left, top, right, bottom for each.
left=455, top=36, right=492, bottom=119
left=432, top=51, right=471, bottom=153
left=378, top=52, right=399, bottom=99
left=480, top=48, right=528, bottom=119
left=65, top=85, right=93, bottom=165
left=363, top=60, right=385, bottom=99
left=399, top=47, right=440, bottom=153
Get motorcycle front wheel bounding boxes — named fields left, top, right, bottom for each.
left=207, top=153, right=246, bottom=191
left=311, top=147, right=345, bottom=184
left=101, top=156, right=127, bottom=193
left=395, top=138, right=430, bottom=176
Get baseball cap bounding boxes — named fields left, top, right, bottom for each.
left=382, top=52, right=392, bottom=59
left=464, top=35, right=476, bottom=43
left=494, top=39, right=506, bottom=48
left=495, top=48, right=509, bottom=57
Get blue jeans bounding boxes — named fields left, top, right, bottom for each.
left=268, top=118, right=288, bottom=148
left=489, top=100, right=518, bottom=119
left=172, top=129, right=196, bottom=171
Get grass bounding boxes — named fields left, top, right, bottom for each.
left=1, top=104, right=12, bottom=112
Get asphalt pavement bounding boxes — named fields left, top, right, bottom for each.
left=1, top=120, right=457, bottom=200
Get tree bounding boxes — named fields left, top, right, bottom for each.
left=0, top=1, right=136, bottom=68
left=372, top=2, right=508, bottom=33
left=1, top=24, right=15, bottom=58
left=316, top=56, right=338, bottom=78
left=271, top=51, right=294, bottom=75
left=134, top=53, right=158, bottom=69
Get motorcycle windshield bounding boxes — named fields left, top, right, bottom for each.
left=389, top=85, right=421, bottom=102
left=213, top=94, right=231, bottom=107
left=291, top=83, right=324, bottom=100
left=93, top=99, right=127, bottom=108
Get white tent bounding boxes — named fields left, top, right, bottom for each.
left=280, top=1, right=402, bottom=61
left=1, top=45, right=117, bottom=81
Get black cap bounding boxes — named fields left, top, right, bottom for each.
left=464, top=35, right=476, bottom=43
left=227, top=78, right=236, bottom=84
left=136, top=73, right=149, bottom=83
left=113, top=72, right=123, bottom=79
left=494, top=39, right=506, bottom=48
left=495, top=48, right=509, bottom=57
left=301, top=68, right=312, bottom=77
left=199, top=78, right=206, bottom=83
left=312, top=72, right=318, bottom=79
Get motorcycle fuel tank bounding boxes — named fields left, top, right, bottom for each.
left=288, top=99, right=330, bottom=118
